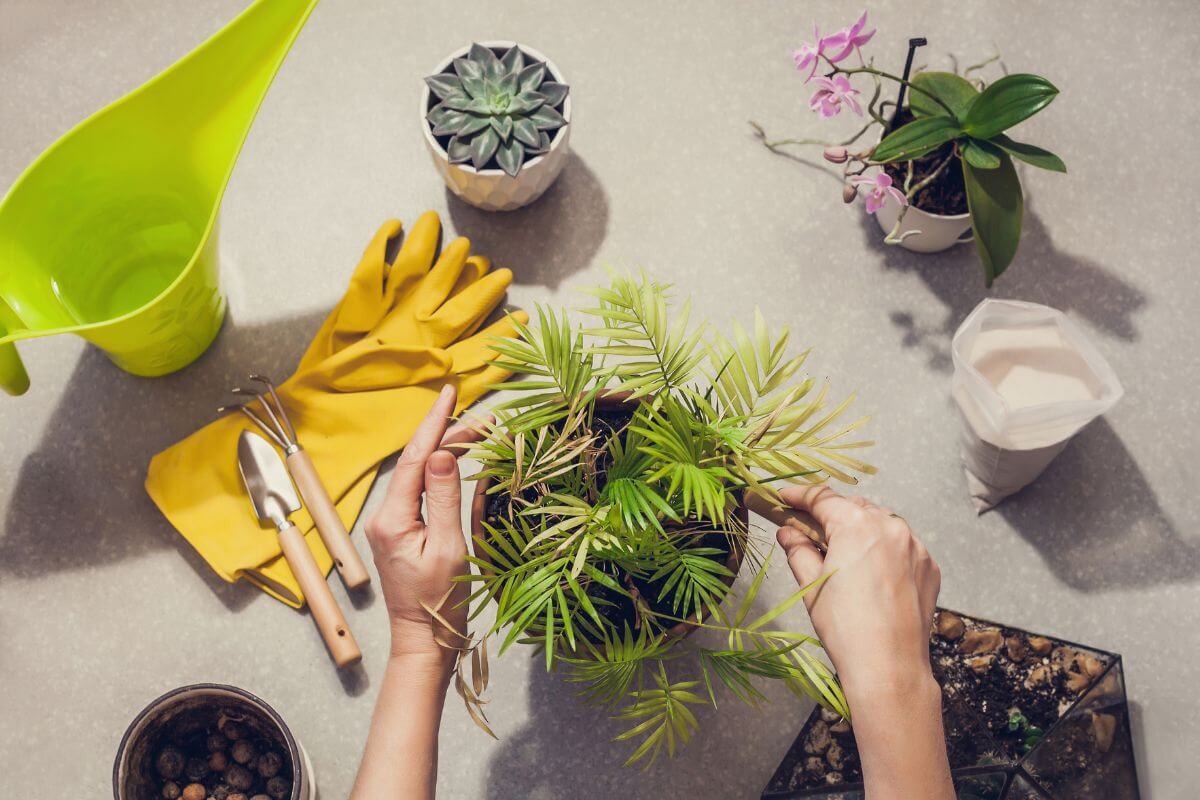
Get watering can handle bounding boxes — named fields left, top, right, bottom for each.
left=0, top=341, right=30, bottom=396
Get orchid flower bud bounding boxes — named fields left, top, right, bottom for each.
left=842, top=184, right=859, bottom=203
left=823, top=146, right=850, bottom=164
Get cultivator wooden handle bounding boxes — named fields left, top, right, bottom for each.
left=743, top=492, right=829, bottom=553
left=287, top=449, right=371, bottom=590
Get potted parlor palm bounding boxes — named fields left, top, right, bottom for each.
left=440, top=274, right=873, bottom=766
left=421, top=41, right=571, bottom=211
left=753, top=12, right=1065, bottom=285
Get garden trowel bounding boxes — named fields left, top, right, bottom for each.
left=238, top=430, right=362, bottom=668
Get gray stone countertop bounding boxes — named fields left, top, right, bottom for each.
left=1, top=1, right=1196, bottom=797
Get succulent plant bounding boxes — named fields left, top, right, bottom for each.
left=425, top=43, right=569, bottom=177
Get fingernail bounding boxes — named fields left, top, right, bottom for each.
left=439, top=384, right=455, bottom=402
left=429, top=450, right=455, bottom=476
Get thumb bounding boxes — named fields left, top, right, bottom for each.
left=423, top=449, right=463, bottom=552
left=778, top=526, right=825, bottom=601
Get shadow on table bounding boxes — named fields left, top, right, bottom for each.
left=484, top=624, right=812, bottom=798
left=0, top=307, right=329, bottom=611
left=997, top=418, right=1197, bottom=591
left=863, top=206, right=1147, bottom=372
left=445, top=152, right=608, bottom=289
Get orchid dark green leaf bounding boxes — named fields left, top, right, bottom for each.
left=989, top=134, right=1067, bottom=173
left=909, top=71, right=979, bottom=121
left=963, top=152, right=1024, bottom=286
left=872, top=115, right=962, bottom=163
left=963, top=73, right=1059, bottom=140
left=961, top=137, right=1003, bottom=169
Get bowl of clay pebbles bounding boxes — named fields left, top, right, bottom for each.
left=761, top=609, right=1141, bottom=799
left=113, top=683, right=314, bottom=800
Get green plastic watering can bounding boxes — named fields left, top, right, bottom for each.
left=0, top=0, right=320, bottom=395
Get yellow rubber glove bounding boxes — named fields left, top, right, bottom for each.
left=145, top=212, right=525, bottom=607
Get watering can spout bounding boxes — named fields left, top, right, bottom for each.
left=0, top=0, right=320, bottom=396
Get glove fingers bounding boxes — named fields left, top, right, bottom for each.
left=446, top=309, right=528, bottom=373
left=299, top=219, right=402, bottom=370
left=387, top=211, right=443, bottom=302
left=449, top=255, right=491, bottom=298
left=427, top=267, right=514, bottom=344
left=419, top=236, right=472, bottom=316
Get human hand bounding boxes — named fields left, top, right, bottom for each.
left=775, top=485, right=941, bottom=700
left=364, top=384, right=479, bottom=670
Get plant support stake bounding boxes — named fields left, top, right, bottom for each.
left=889, top=37, right=927, bottom=131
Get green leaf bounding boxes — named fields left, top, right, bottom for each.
left=424, top=73, right=463, bottom=101
left=496, top=139, right=525, bottom=177
left=517, top=62, right=546, bottom=93
left=963, top=152, right=1024, bottom=286
left=446, top=135, right=472, bottom=164
left=469, top=43, right=503, bottom=80
left=989, top=134, right=1067, bottom=173
left=470, top=127, right=501, bottom=169
left=909, top=71, right=979, bottom=121
left=452, top=57, right=483, bottom=81
left=962, top=73, right=1059, bottom=140
left=961, top=137, right=1002, bottom=169
left=530, top=104, right=568, bottom=131
left=512, top=117, right=541, bottom=149
left=500, top=45, right=524, bottom=74
left=539, top=82, right=570, bottom=107
left=872, top=116, right=962, bottom=163
left=490, top=115, right=514, bottom=141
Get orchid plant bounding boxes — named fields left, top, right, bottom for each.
left=753, top=11, right=1065, bottom=285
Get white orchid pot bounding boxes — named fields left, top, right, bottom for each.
left=113, top=683, right=316, bottom=800
left=421, top=41, right=571, bottom=212
left=874, top=198, right=974, bottom=253
left=870, top=128, right=973, bottom=253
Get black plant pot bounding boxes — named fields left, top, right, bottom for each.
left=761, top=609, right=1140, bottom=799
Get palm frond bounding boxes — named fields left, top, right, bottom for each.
left=614, top=663, right=708, bottom=768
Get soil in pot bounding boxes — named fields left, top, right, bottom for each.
left=126, top=700, right=295, bottom=800
left=766, top=610, right=1135, bottom=797
left=882, top=108, right=968, bottom=216
left=480, top=401, right=736, bottom=636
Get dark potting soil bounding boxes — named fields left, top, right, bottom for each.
left=481, top=403, right=732, bottom=631
left=881, top=108, right=968, bottom=216
left=769, top=610, right=1118, bottom=794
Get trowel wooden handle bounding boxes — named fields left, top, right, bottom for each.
left=277, top=522, right=362, bottom=668
left=287, top=448, right=371, bottom=590
left=743, top=492, right=828, bottom=553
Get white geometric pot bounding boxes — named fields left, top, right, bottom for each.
left=420, top=41, right=571, bottom=212
left=113, top=683, right=316, bottom=800
left=874, top=197, right=974, bottom=253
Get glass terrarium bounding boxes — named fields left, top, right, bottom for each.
left=761, top=610, right=1140, bottom=799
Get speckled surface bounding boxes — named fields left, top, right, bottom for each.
left=1, top=1, right=1196, bottom=797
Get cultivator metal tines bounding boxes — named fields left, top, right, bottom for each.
left=219, top=374, right=298, bottom=453
left=219, top=374, right=371, bottom=590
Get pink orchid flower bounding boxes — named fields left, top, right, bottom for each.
left=792, top=26, right=827, bottom=82
left=823, top=11, right=876, bottom=64
left=809, top=75, right=863, bottom=118
left=851, top=172, right=907, bottom=214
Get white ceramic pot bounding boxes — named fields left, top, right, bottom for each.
left=420, top=41, right=571, bottom=212
left=874, top=194, right=974, bottom=253
left=113, top=683, right=316, bottom=800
